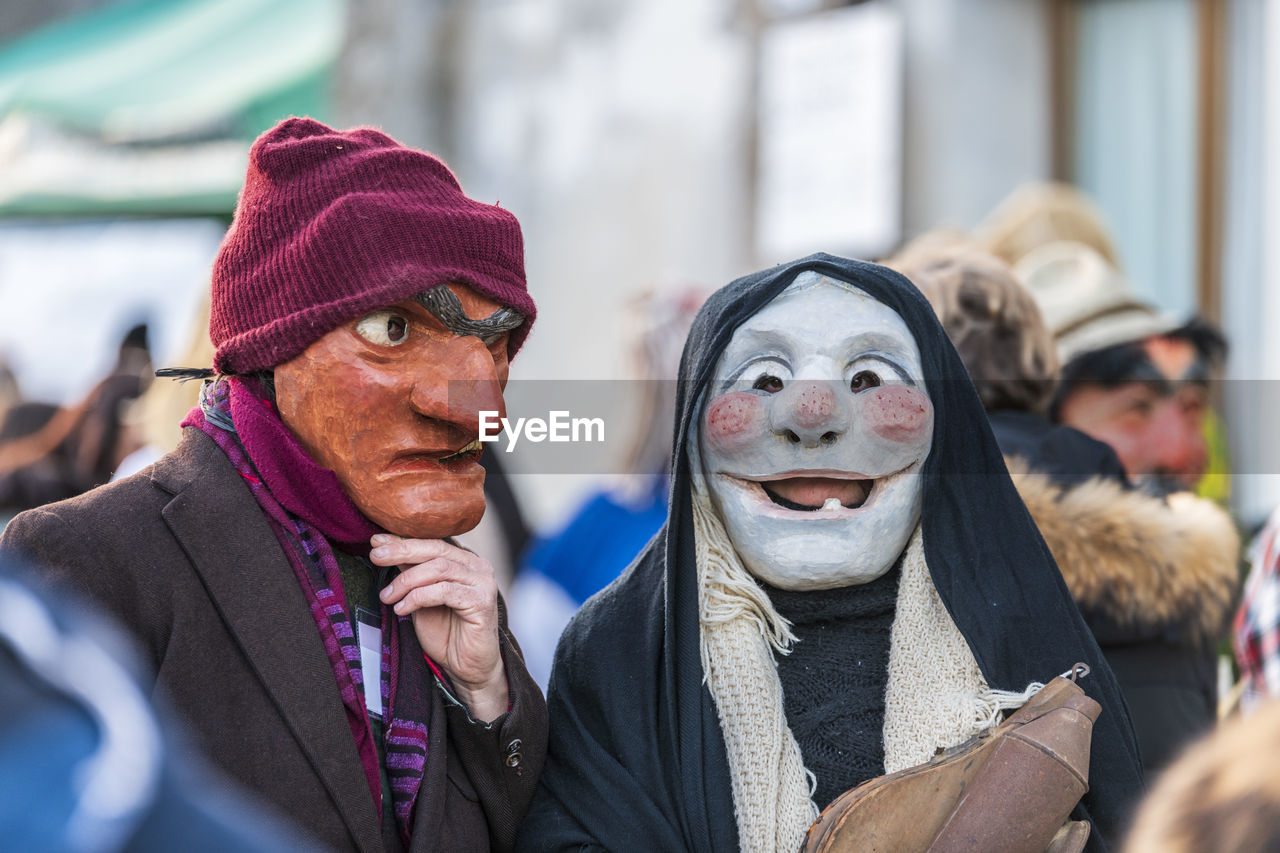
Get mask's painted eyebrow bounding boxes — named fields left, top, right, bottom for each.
left=416, top=284, right=524, bottom=343
left=722, top=327, right=920, bottom=380
left=718, top=353, right=790, bottom=393
left=850, top=352, right=917, bottom=386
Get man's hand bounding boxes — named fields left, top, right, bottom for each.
left=371, top=534, right=508, bottom=723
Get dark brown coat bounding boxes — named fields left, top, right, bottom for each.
left=0, top=429, right=547, bottom=852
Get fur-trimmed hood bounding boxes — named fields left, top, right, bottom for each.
left=1008, top=456, right=1241, bottom=645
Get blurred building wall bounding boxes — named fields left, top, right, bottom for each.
left=0, top=0, right=106, bottom=43
left=1221, top=0, right=1274, bottom=525
left=336, top=0, right=1051, bottom=373
left=334, top=0, right=1053, bottom=526
left=334, top=0, right=461, bottom=162
left=895, top=0, right=1052, bottom=235
left=1072, top=0, right=1199, bottom=321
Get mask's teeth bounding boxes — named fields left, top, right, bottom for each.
left=442, top=439, right=482, bottom=460
left=821, top=498, right=842, bottom=511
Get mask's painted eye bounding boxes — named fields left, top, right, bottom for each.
left=355, top=311, right=410, bottom=346
left=847, top=356, right=909, bottom=392
left=752, top=375, right=784, bottom=393
left=850, top=370, right=882, bottom=392
left=737, top=357, right=791, bottom=395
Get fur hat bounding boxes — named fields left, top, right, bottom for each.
left=210, top=117, right=534, bottom=374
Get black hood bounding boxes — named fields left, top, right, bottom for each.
left=519, top=254, right=1144, bottom=852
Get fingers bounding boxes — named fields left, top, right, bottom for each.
left=368, top=534, right=489, bottom=575
left=384, top=579, right=489, bottom=618
left=370, top=535, right=505, bottom=712
left=379, top=556, right=494, bottom=611
left=372, top=534, right=499, bottom=623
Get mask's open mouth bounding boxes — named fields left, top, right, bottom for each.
left=759, top=476, right=874, bottom=511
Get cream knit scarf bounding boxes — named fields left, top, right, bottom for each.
left=692, top=483, right=1039, bottom=853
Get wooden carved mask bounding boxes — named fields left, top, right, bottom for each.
left=274, top=282, right=519, bottom=539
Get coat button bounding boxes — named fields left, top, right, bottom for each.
left=505, top=738, right=523, bottom=769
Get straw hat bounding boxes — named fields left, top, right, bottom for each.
left=975, top=182, right=1120, bottom=268
left=1015, top=240, right=1177, bottom=365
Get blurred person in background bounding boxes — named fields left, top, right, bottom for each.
left=0, top=324, right=150, bottom=526
left=888, top=248, right=1128, bottom=487
left=1123, top=698, right=1280, bottom=853
left=1016, top=241, right=1228, bottom=497
left=115, top=299, right=216, bottom=481
left=0, top=400, right=59, bottom=525
left=1233, top=507, right=1280, bottom=712
left=508, top=285, right=705, bottom=689
left=0, top=359, right=19, bottom=425
left=975, top=184, right=1232, bottom=504
left=0, top=559, right=319, bottom=852
left=0, top=118, right=548, bottom=853
left=973, top=181, right=1122, bottom=271
left=897, top=247, right=1239, bottom=777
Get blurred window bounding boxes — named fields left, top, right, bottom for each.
left=1069, top=0, right=1200, bottom=320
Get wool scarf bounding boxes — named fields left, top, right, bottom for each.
left=183, top=377, right=431, bottom=846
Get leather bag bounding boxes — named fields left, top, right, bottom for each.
left=804, top=665, right=1100, bottom=853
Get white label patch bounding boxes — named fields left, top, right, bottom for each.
left=354, top=606, right=384, bottom=721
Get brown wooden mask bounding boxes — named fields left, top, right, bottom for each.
left=274, top=282, right=512, bottom=539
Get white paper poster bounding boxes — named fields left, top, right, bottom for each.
left=755, top=3, right=903, bottom=261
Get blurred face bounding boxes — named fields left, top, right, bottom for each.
left=698, top=273, right=934, bottom=590
left=274, top=283, right=511, bottom=539
left=1058, top=336, right=1209, bottom=491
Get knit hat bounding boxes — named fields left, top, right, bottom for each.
left=210, top=117, right=534, bottom=375
left=1015, top=240, right=1177, bottom=365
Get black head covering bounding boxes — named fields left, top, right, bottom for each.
left=518, top=254, right=1143, bottom=852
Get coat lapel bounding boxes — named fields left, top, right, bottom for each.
left=157, top=431, right=383, bottom=851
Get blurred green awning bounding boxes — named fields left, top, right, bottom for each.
left=0, top=0, right=345, bottom=216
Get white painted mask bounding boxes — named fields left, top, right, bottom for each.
left=697, top=272, right=934, bottom=590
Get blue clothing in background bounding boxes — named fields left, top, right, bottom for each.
left=509, top=481, right=669, bottom=690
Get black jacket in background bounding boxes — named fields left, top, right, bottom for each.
left=992, top=409, right=1239, bottom=777
left=988, top=409, right=1130, bottom=490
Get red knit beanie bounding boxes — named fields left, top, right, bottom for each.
left=210, top=117, right=535, bottom=374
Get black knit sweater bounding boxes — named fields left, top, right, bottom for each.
left=764, top=564, right=901, bottom=809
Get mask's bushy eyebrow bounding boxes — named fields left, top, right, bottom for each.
left=416, top=285, right=524, bottom=343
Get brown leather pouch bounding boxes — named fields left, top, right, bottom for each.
left=804, top=666, right=1101, bottom=853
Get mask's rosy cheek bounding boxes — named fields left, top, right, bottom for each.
left=863, top=386, right=933, bottom=447
left=704, top=392, right=766, bottom=455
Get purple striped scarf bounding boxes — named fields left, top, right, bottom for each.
left=184, top=377, right=431, bottom=846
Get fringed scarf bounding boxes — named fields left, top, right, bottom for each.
left=689, top=426, right=1038, bottom=853
left=183, top=376, right=431, bottom=846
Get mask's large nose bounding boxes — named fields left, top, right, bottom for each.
left=769, top=380, right=849, bottom=448
left=410, top=337, right=505, bottom=433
